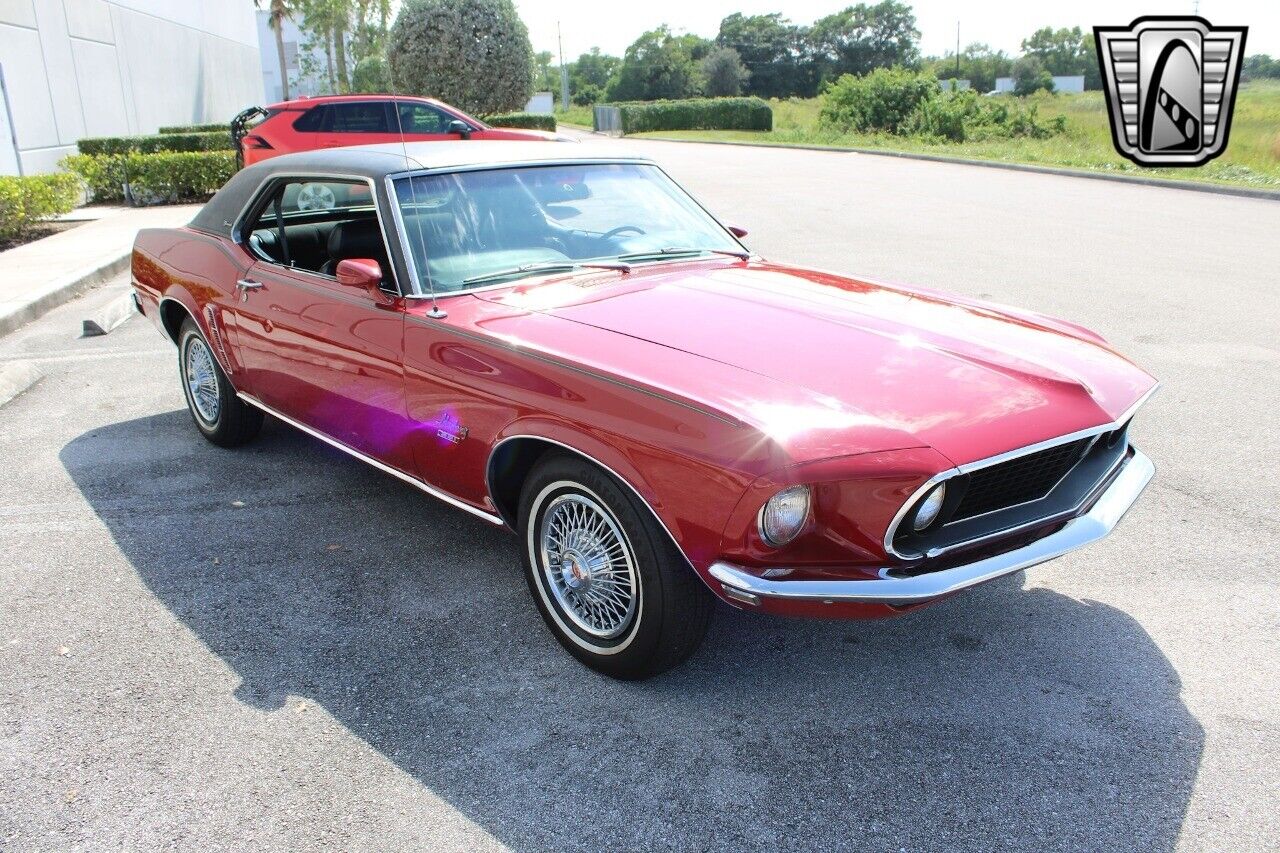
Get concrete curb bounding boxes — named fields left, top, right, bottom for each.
left=0, top=360, right=44, bottom=407
left=82, top=291, right=137, bottom=337
left=631, top=135, right=1280, bottom=202
left=0, top=251, right=130, bottom=339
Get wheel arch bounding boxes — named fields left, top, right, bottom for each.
left=485, top=433, right=700, bottom=576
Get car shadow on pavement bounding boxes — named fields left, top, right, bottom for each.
left=62, top=411, right=1203, bottom=852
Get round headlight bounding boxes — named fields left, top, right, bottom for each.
left=912, top=483, right=946, bottom=531
left=759, top=485, right=811, bottom=546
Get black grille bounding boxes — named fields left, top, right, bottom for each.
left=952, top=438, right=1090, bottom=521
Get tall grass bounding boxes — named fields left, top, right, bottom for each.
left=630, top=81, right=1280, bottom=189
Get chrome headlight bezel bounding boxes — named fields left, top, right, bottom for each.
left=911, top=482, right=947, bottom=531
left=758, top=484, right=812, bottom=547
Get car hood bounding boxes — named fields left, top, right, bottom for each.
left=481, top=261, right=1157, bottom=467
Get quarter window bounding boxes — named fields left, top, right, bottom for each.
left=243, top=178, right=393, bottom=289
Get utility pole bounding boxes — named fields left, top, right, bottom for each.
left=557, top=21, right=569, bottom=114
left=955, top=20, right=961, bottom=80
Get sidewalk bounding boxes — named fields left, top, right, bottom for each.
left=0, top=204, right=201, bottom=337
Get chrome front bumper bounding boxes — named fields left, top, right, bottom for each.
left=709, top=448, right=1154, bottom=607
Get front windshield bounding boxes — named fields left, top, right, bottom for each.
left=391, top=163, right=744, bottom=293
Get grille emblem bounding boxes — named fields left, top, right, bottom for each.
left=1094, top=16, right=1247, bottom=167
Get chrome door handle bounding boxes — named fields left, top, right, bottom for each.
left=235, top=278, right=263, bottom=291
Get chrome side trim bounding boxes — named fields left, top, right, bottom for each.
left=882, top=382, right=1160, bottom=560
left=711, top=448, right=1154, bottom=606
left=238, top=392, right=505, bottom=526
left=485, top=434, right=699, bottom=572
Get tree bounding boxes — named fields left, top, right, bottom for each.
left=809, top=1, right=921, bottom=83
left=1012, top=55, right=1054, bottom=96
left=569, top=48, right=620, bottom=93
left=1021, top=26, right=1090, bottom=77
left=923, top=43, right=1012, bottom=93
left=387, top=0, right=533, bottom=115
left=715, top=12, right=811, bottom=98
left=607, top=26, right=704, bottom=102
left=701, top=46, right=750, bottom=96
left=1243, top=54, right=1280, bottom=80
left=256, top=0, right=296, bottom=100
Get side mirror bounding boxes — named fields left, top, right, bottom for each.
left=336, top=258, right=383, bottom=293
left=727, top=225, right=749, bottom=238
left=447, top=119, right=472, bottom=140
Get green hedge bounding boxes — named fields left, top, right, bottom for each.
left=158, top=122, right=228, bottom=134
left=0, top=173, right=83, bottom=240
left=607, top=97, right=772, bottom=134
left=62, top=151, right=237, bottom=205
left=77, top=131, right=234, bottom=156
left=482, top=112, right=557, bottom=132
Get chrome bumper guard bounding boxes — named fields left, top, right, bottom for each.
left=709, top=448, right=1154, bottom=607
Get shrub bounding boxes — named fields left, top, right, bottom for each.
left=611, top=97, right=772, bottom=134
left=77, top=131, right=234, bottom=156
left=158, top=123, right=227, bottom=134
left=572, top=84, right=603, bottom=107
left=0, top=173, right=83, bottom=240
left=388, top=0, right=533, bottom=115
left=62, top=151, right=236, bottom=205
left=482, top=112, right=556, bottom=131
left=905, top=90, right=1068, bottom=142
left=819, top=68, right=939, bottom=134
left=352, top=55, right=390, bottom=93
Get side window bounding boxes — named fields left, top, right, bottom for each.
left=397, top=103, right=451, bottom=134
left=243, top=178, right=394, bottom=290
left=329, top=102, right=391, bottom=133
left=292, top=106, right=328, bottom=132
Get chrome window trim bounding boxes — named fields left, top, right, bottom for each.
left=237, top=392, right=505, bottom=526
left=382, top=159, right=750, bottom=300
left=882, top=382, right=1161, bottom=561
left=232, top=171, right=403, bottom=296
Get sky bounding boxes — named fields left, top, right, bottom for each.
left=514, top=0, right=1279, bottom=63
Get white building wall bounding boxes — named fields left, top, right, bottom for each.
left=257, top=10, right=329, bottom=103
left=0, top=0, right=263, bottom=175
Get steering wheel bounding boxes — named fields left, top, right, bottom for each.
left=601, top=225, right=646, bottom=239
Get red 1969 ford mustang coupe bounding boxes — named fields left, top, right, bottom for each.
left=131, top=142, right=1157, bottom=679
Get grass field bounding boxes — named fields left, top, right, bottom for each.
left=606, top=82, right=1280, bottom=190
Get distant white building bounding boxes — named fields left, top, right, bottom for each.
left=939, top=79, right=971, bottom=92
left=0, top=0, right=262, bottom=175
left=994, top=75, right=1086, bottom=94
left=525, top=92, right=554, bottom=113
left=257, top=11, right=331, bottom=103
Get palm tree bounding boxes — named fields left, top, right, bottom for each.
left=257, top=0, right=294, bottom=100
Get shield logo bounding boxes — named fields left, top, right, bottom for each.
left=1095, top=16, right=1247, bottom=167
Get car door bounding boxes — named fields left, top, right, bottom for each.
left=233, top=176, right=412, bottom=467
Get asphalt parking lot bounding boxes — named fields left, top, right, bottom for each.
left=2, top=140, right=1278, bottom=852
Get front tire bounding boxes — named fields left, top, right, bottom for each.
left=518, top=453, right=712, bottom=679
left=178, top=317, right=262, bottom=447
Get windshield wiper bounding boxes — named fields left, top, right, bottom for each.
left=617, top=246, right=750, bottom=262
left=462, top=260, right=631, bottom=287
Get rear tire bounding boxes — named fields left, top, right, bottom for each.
left=518, top=452, right=712, bottom=679
left=178, top=317, right=262, bottom=448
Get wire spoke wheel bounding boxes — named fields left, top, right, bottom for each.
left=538, top=491, right=638, bottom=640
left=184, top=337, right=220, bottom=424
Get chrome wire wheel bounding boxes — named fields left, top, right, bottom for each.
left=184, top=336, right=220, bottom=425
left=538, top=490, right=639, bottom=641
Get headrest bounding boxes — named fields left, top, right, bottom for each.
left=327, top=218, right=385, bottom=258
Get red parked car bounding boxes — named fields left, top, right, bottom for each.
left=233, top=94, right=564, bottom=166
left=131, top=142, right=1158, bottom=679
